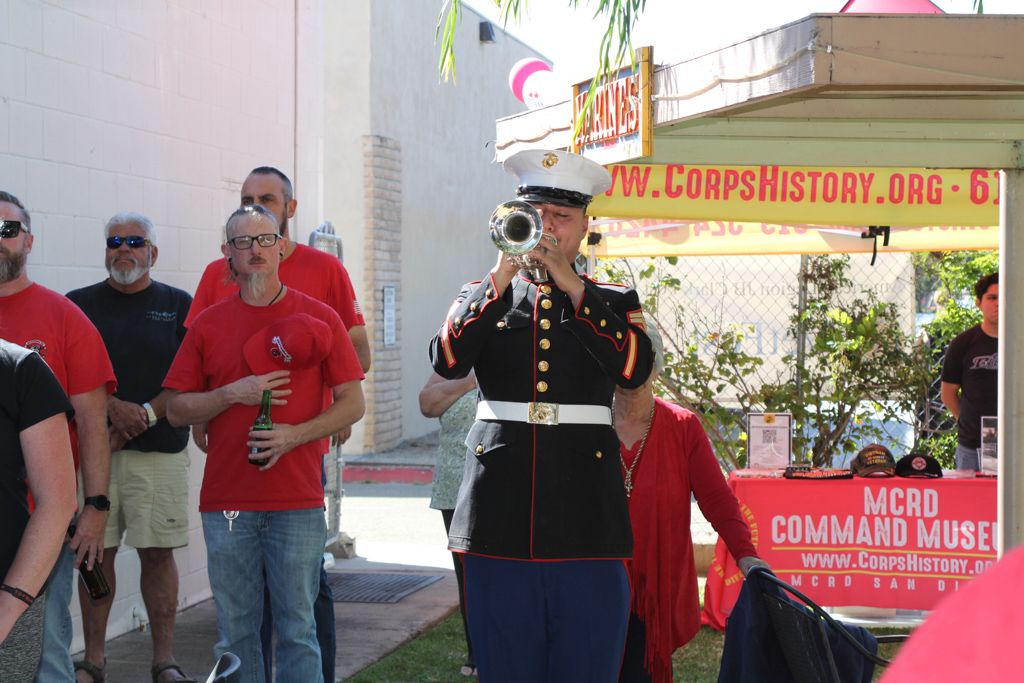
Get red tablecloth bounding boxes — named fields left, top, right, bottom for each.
left=702, top=472, right=997, bottom=630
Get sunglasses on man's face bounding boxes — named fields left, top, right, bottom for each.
left=0, top=220, right=28, bottom=238
left=106, top=235, right=150, bottom=249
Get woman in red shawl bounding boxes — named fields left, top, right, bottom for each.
left=615, top=321, right=767, bottom=682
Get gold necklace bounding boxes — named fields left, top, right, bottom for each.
left=613, top=396, right=656, bottom=499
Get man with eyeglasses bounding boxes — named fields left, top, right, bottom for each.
left=185, top=166, right=369, bottom=682
left=0, top=190, right=117, bottom=683
left=164, top=204, right=365, bottom=683
left=65, top=212, right=195, bottom=683
left=187, top=166, right=369, bottom=372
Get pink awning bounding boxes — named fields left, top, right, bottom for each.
left=839, top=0, right=943, bottom=13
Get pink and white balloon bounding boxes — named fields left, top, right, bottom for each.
left=508, top=58, right=563, bottom=109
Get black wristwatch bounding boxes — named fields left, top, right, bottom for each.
left=83, top=495, right=111, bottom=511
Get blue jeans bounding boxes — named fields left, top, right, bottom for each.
left=33, top=542, right=74, bottom=683
left=203, top=509, right=326, bottom=683
left=260, top=563, right=336, bottom=683
left=956, top=444, right=980, bottom=471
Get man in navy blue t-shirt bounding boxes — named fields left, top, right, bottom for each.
left=941, top=272, right=999, bottom=471
left=66, top=212, right=194, bottom=683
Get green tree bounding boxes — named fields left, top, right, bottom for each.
left=602, top=255, right=928, bottom=469
left=777, top=256, right=927, bottom=466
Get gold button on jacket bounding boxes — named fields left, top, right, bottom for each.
left=428, top=273, right=654, bottom=560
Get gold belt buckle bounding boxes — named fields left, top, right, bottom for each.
left=527, top=402, right=559, bottom=425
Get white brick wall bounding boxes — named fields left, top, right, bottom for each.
left=1, top=0, right=322, bottom=653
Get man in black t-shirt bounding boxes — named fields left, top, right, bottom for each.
left=66, top=213, right=195, bottom=683
left=0, top=340, right=76, bottom=680
left=941, top=272, right=999, bottom=471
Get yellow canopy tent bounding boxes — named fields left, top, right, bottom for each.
left=493, top=12, right=1024, bottom=549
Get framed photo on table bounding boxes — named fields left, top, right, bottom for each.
left=980, top=416, right=997, bottom=476
left=747, top=412, right=792, bottom=469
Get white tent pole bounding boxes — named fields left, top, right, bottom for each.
left=998, top=169, right=1023, bottom=555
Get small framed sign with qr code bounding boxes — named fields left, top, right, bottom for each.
left=747, top=412, right=792, bottom=469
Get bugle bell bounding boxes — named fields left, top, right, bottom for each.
left=489, top=200, right=557, bottom=280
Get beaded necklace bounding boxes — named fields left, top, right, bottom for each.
left=613, top=397, right=656, bottom=499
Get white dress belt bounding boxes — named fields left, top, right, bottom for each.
left=476, top=400, right=612, bottom=426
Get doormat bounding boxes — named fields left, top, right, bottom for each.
left=326, top=572, right=443, bottom=604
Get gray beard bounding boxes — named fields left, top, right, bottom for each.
left=0, top=249, right=26, bottom=283
left=241, top=272, right=269, bottom=300
left=108, top=262, right=149, bottom=286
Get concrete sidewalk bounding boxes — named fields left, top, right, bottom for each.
left=97, top=560, right=458, bottom=682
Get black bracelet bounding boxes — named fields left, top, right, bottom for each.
left=0, top=583, right=35, bottom=606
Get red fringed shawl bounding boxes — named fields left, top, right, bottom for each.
left=620, top=399, right=757, bottom=682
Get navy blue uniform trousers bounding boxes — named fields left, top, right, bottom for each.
left=463, top=555, right=630, bottom=682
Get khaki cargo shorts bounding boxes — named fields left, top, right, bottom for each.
left=104, top=448, right=190, bottom=549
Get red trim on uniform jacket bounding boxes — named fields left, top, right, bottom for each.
left=529, top=288, right=541, bottom=557
left=443, top=275, right=502, bottom=366
left=571, top=293, right=629, bottom=352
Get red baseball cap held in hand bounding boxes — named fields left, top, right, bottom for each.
left=243, top=313, right=333, bottom=375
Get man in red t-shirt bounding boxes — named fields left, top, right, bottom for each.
left=186, top=166, right=369, bottom=370
left=186, top=166, right=370, bottom=681
left=165, top=205, right=364, bottom=682
left=0, top=190, right=117, bottom=683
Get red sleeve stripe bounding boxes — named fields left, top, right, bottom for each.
left=622, top=330, right=637, bottom=380
left=441, top=326, right=456, bottom=368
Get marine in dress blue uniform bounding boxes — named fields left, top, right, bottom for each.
left=429, top=149, right=654, bottom=682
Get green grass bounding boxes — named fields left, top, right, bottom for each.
left=347, top=610, right=469, bottom=683
left=348, top=612, right=910, bottom=683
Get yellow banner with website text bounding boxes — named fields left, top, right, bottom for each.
left=591, top=164, right=1001, bottom=227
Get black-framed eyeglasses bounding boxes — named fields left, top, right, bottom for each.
left=0, top=220, right=28, bottom=238
left=227, top=233, right=280, bottom=250
left=106, top=235, right=150, bottom=249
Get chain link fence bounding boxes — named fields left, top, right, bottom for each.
left=599, top=251, right=929, bottom=469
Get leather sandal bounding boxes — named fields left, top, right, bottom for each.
left=74, top=659, right=107, bottom=683
left=151, top=659, right=197, bottom=683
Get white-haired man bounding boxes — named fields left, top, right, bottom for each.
left=66, top=212, right=194, bottom=683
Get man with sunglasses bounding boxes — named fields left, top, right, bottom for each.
left=185, top=166, right=369, bottom=683
left=0, top=190, right=117, bottom=683
left=66, top=212, right=195, bottom=683
left=164, top=204, right=365, bottom=683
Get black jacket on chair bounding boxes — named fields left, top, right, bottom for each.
left=429, top=269, right=653, bottom=560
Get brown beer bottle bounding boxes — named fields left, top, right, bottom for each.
left=79, top=560, right=111, bottom=600
left=68, top=524, right=111, bottom=600
left=250, top=389, right=273, bottom=467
